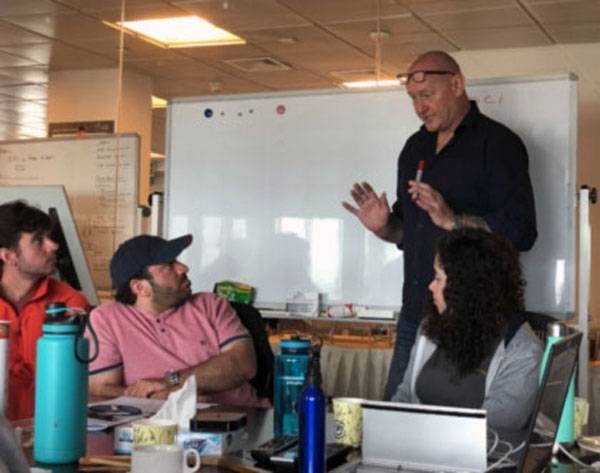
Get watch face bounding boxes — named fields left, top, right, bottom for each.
left=165, top=371, right=180, bottom=387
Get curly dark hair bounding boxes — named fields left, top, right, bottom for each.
left=423, top=228, right=525, bottom=376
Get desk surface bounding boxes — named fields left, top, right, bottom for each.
left=22, top=407, right=276, bottom=473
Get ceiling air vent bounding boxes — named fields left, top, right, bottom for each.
left=224, top=57, right=291, bottom=72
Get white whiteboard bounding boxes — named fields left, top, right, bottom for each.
left=0, top=134, right=139, bottom=291
left=0, top=186, right=98, bottom=305
left=166, top=75, right=577, bottom=317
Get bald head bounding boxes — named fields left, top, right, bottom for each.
left=404, top=50, right=469, bottom=135
left=409, top=51, right=461, bottom=74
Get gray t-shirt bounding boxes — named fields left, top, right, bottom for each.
left=416, top=346, right=495, bottom=408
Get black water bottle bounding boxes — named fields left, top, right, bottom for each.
left=298, top=347, right=326, bottom=473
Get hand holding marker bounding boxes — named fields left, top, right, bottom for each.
left=411, top=160, right=425, bottom=201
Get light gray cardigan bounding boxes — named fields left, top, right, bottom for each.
left=391, top=322, right=543, bottom=432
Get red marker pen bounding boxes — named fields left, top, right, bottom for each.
left=412, top=160, right=425, bottom=201
left=415, top=160, right=425, bottom=182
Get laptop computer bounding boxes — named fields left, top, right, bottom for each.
left=359, top=401, right=487, bottom=472
left=516, top=330, right=583, bottom=473
left=338, top=330, right=582, bottom=473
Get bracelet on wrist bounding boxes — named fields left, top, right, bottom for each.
left=453, top=213, right=465, bottom=230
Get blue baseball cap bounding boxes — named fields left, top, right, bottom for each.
left=110, top=234, right=193, bottom=290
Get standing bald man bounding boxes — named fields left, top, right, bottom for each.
left=343, top=51, right=537, bottom=399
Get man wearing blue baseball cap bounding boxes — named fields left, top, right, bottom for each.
left=86, top=234, right=268, bottom=407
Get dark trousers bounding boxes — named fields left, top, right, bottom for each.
left=383, top=316, right=420, bottom=400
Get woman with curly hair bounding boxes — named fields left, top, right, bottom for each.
left=392, top=228, right=543, bottom=436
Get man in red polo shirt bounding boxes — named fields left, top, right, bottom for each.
left=0, top=200, right=89, bottom=420
left=87, top=234, right=268, bottom=407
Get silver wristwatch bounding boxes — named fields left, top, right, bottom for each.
left=164, top=370, right=181, bottom=388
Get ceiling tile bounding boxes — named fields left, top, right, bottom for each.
left=445, top=26, right=552, bottom=49
left=0, top=108, right=46, bottom=125
left=0, top=0, right=70, bottom=16
left=399, top=0, right=517, bottom=16
left=325, top=17, right=456, bottom=71
left=0, top=84, right=48, bottom=100
left=174, top=0, right=310, bottom=30
left=90, top=4, right=190, bottom=23
left=53, top=0, right=168, bottom=13
left=0, top=43, right=54, bottom=65
left=241, top=69, right=334, bottom=90
left=0, top=66, right=49, bottom=84
left=0, top=97, right=46, bottom=116
left=153, top=74, right=266, bottom=98
left=0, top=21, right=49, bottom=45
left=523, top=0, right=600, bottom=24
left=241, top=26, right=374, bottom=73
left=421, top=6, right=536, bottom=30
left=0, top=50, right=40, bottom=67
left=545, top=22, right=600, bottom=43
left=277, top=0, right=411, bottom=24
left=177, top=43, right=275, bottom=65
left=0, top=73, right=30, bottom=87
left=126, top=58, right=220, bottom=80
left=47, top=43, right=117, bottom=70
left=2, top=12, right=119, bottom=42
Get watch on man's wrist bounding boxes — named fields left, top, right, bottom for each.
left=164, top=370, right=181, bottom=388
left=453, top=213, right=465, bottom=230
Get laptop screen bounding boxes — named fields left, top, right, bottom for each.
left=518, top=331, right=582, bottom=473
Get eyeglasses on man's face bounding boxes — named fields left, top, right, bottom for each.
left=396, top=70, right=455, bottom=85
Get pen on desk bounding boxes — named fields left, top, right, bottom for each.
left=412, top=160, right=425, bottom=200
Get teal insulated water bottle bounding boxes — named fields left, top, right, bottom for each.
left=34, top=302, right=97, bottom=464
left=274, top=336, right=311, bottom=436
left=539, top=321, right=575, bottom=445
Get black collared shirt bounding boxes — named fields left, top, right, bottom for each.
left=391, top=101, right=537, bottom=323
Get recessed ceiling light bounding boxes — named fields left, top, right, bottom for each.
left=105, top=15, right=245, bottom=48
left=342, top=79, right=400, bottom=89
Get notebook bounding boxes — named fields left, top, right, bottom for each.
left=345, top=330, right=582, bottom=473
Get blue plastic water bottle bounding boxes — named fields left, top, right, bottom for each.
left=34, top=302, right=95, bottom=464
left=274, top=337, right=311, bottom=436
left=299, top=347, right=326, bottom=473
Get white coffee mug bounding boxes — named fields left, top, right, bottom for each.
left=131, top=444, right=201, bottom=473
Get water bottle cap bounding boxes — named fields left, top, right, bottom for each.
left=44, top=302, right=78, bottom=325
left=546, top=321, right=568, bottom=338
left=280, top=338, right=311, bottom=353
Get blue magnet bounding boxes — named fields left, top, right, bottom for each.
left=204, top=108, right=213, bottom=118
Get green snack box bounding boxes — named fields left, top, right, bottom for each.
left=214, top=281, right=255, bottom=305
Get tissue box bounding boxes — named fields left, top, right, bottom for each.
left=177, top=410, right=247, bottom=455
left=177, top=428, right=245, bottom=455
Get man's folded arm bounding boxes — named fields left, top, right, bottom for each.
left=180, top=338, right=257, bottom=394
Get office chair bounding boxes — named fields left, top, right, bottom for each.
left=229, top=301, right=275, bottom=403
